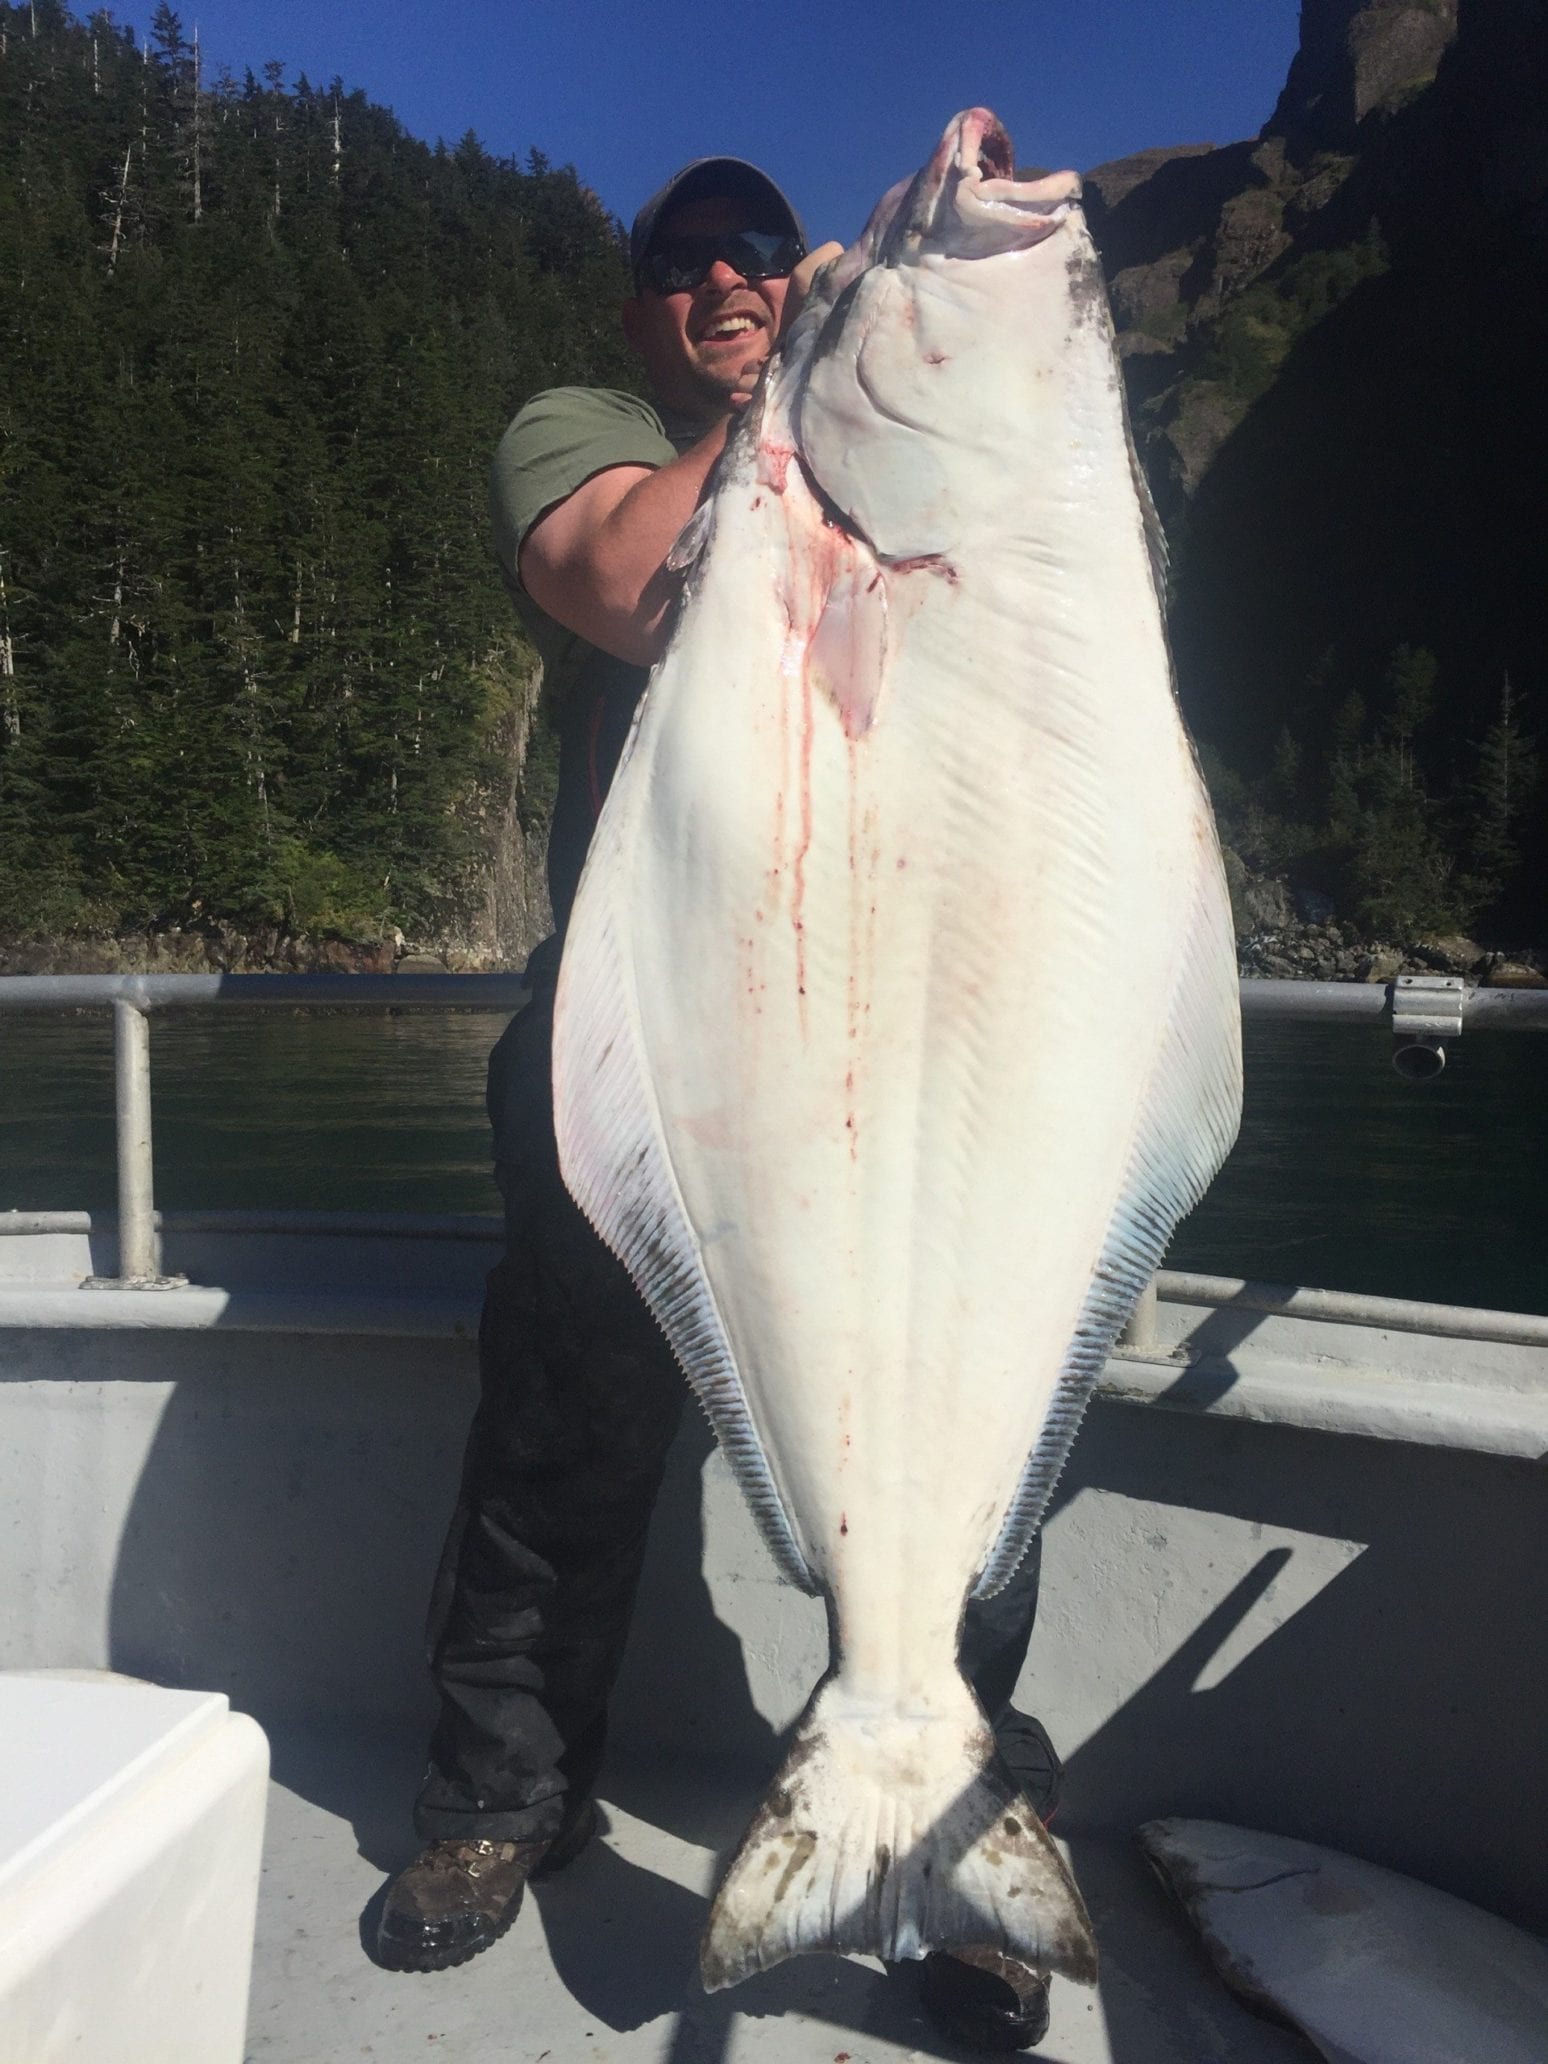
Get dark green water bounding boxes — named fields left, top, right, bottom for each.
left=1, top=1013, right=1544, bottom=1315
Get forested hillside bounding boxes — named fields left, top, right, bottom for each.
left=3, top=0, right=1544, bottom=968
left=0, top=0, right=635, bottom=958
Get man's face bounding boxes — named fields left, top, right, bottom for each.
left=622, top=196, right=794, bottom=425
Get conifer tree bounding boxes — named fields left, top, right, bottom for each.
left=1460, top=675, right=1540, bottom=918
left=0, top=0, right=635, bottom=945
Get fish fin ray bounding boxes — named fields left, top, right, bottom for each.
left=974, top=852, right=1242, bottom=1596
left=701, top=1679, right=1097, bottom=1990
left=554, top=871, right=816, bottom=1593
left=665, top=497, right=714, bottom=574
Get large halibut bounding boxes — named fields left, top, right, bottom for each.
left=554, top=108, right=1242, bottom=1991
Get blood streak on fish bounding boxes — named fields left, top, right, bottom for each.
left=792, top=656, right=814, bottom=1007
left=886, top=554, right=958, bottom=583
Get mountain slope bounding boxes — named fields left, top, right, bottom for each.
left=1088, top=0, right=1547, bottom=942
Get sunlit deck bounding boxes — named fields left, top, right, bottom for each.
left=249, top=1726, right=1311, bottom=2063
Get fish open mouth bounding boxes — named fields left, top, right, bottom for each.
left=873, top=107, right=1081, bottom=258
left=959, top=109, right=1080, bottom=221
left=973, top=119, right=1015, bottom=184
left=838, top=108, right=1079, bottom=283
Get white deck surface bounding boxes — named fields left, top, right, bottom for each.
left=249, top=1728, right=1313, bottom=2064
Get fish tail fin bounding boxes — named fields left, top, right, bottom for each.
left=700, top=1679, right=1097, bottom=1992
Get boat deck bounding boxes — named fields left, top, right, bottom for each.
left=3, top=1210, right=1545, bottom=2062
left=252, top=1724, right=1310, bottom=2064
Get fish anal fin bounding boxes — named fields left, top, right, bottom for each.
left=555, top=861, right=815, bottom=1593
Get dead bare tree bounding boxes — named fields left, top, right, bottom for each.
left=190, top=23, right=202, bottom=222
left=103, top=141, right=133, bottom=274
left=0, top=553, right=19, bottom=745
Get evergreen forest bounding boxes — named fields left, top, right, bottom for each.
left=0, top=0, right=635, bottom=949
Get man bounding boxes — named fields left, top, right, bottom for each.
left=376, top=154, right=1061, bottom=2052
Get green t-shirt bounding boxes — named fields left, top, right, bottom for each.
left=489, top=386, right=693, bottom=929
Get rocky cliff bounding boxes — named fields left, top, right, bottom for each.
left=1087, top=0, right=1464, bottom=506
left=1086, top=0, right=1548, bottom=953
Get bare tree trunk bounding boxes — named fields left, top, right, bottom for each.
left=109, top=542, right=125, bottom=648
left=105, top=143, right=133, bottom=275
left=332, top=93, right=342, bottom=187
left=0, top=554, right=18, bottom=744
left=260, top=61, right=285, bottom=228
left=247, top=655, right=271, bottom=839
left=191, top=26, right=203, bottom=223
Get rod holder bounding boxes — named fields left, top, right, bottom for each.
left=1390, top=974, right=1466, bottom=1081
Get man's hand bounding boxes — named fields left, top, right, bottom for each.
left=725, top=245, right=842, bottom=407
left=780, top=241, right=845, bottom=336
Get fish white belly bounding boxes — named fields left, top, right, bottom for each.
left=607, top=479, right=1212, bottom=1690
left=554, top=107, right=1241, bottom=1993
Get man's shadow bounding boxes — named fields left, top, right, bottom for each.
left=600, top=1413, right=788, bottom=1841
left=100, top=1342, right=785, bottom=1870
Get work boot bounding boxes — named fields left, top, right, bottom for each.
left=996, top=1709, right=1062, bottom=1822
left=375, top=1798, right=598, bottom=1972
left=921, top=1949, right=1052, bottom=2051
left=917, top=1711, right=1062, bottom=2051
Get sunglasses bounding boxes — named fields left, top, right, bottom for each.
left=638, top=229, right=807, bottom=297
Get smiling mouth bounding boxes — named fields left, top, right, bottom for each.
left=699, top=313, right=763, bottom=343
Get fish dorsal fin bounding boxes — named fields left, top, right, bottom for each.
left=553, top=828, right=816, bottom=1595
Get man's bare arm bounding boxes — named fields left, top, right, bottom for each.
left=517, top=420, right=731, bottom=668
left=518, top=242, right=844, bottom=669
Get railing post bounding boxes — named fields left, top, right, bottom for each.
left=1119, top=1274, right=1159, bottom=1353
left=113, top=999, right=158, bottom=1282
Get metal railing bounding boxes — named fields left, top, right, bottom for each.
left=1, top=969, right=1546, bottom=1290
left=0, top=973, right=522, bottom=1285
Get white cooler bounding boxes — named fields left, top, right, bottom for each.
left=0, top=1673, right=268, bottom=2063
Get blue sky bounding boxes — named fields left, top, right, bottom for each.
left=125, top=0, right=1302, bottom=244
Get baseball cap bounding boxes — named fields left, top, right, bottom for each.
left=630, top=157, right=806, bottom=291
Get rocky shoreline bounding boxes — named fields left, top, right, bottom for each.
left=2, top=857, right=1544, bottom=990
left=1226, top=862, right=1546, bottom=989
left=0, top=926, right=512, bottom=978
